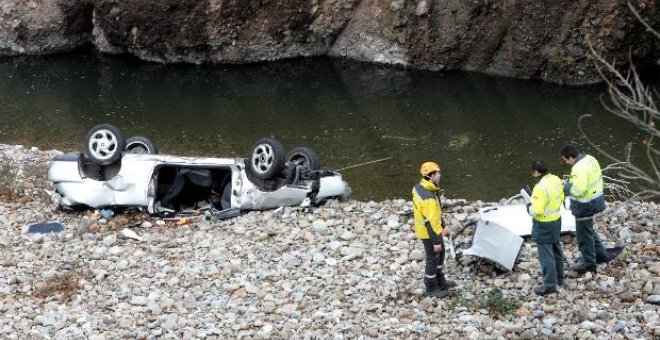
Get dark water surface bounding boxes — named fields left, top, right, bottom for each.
left=0, top=51, right=648, bottom=201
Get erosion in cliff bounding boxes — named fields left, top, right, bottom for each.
left=0, top=0, right=658, bottom=84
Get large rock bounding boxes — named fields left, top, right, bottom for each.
left=0, top=0, right=92, bottom=55
left=91, top=0, right=356, bottom=63
left=329, top=0, right=660, bottom=85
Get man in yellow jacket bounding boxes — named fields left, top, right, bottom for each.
left=527, top=160, right=564, bottom=296
left=412, top=161, right=456, bottom=298
left=561, top=145, right=609, bottom=274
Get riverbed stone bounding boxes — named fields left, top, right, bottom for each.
left=0, top=144, right=658, bottom=339
left=648, top=295, right=660, bottom=305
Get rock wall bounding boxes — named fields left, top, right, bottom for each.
left=330, top=0, right=660, bottom=84
left=91, top=0, right=357, bottom=63
left=0, top=0, right=92, bottom=55
left=0, top=0, right=658, bottom=84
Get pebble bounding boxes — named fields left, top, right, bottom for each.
left=409, top=249, right=425, bottom=261
left=647, top=295, right=660, bottom=305
left=130, top=296, right=148, bottom=306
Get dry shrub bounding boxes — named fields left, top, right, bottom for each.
left=0, top=163, right=18, bottom=199
left=21, top=162, right=50, bottom=190
left=33, top=270, right=83, bottom=302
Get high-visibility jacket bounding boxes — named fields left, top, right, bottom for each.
left=529, top=173, right=564, bottom=222
left=566, top=154, right=604, bottom=202
left=412, top=178, right=443, bottom=242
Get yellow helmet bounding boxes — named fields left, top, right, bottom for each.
left=420, top=161, right=440, bottom=176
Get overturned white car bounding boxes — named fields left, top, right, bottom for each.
left=48, top=124, right=350, bottom=217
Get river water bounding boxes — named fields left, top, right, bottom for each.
left=0, top=51, right=648, bottom=201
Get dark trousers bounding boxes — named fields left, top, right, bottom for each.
left=422, top=238, right=445, bottom=288
left=576, top=217, right=608, bottom=266
left=537, top=242, right=564, bottom=289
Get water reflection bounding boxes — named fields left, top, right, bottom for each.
left=0, top=51, right=647, bottom=201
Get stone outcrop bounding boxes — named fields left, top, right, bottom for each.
left=0, top=0, right=92, bottom=55
left=330, top=0, right=659, bottom=84
left=0, top=0, right=658, bottom=84
left=91, top=0, right=357, bottom=63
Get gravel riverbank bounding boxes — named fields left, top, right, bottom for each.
left=0, top=144, right=658, bottom=339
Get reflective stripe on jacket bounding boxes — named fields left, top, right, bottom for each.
left=567, top=154, right=604, bottom=202
left=529, top=173, right=564, bottom=222
left=412, top=178, right=443, bottom=241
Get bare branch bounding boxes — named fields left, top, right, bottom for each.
left=628, top=2, right=660, bottom=40
left=580, top=5, right=660, bottom=200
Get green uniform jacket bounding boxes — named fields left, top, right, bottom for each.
left=529, top=173, right=564, bottom=243
left=564, top=154, right=606, bottom=217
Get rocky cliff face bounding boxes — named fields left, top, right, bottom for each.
left=91, top=0, right=356, bottom=63
left=332, top=0, right=660, bottom=84
left=0, top=0, right=657, bottom=84
left=0, top=0, right=92, bottom=55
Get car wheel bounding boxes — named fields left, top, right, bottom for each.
left=125, top=136, right=158, bottom=155
left=84, top=124, right=126, bottom=165
left=247, top=138, right=286, bottom=180
left=286, top=146, right=320, bottom=170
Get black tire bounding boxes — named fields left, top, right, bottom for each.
left=246, top=138, right=286, bottom=180
left=125, top=136, right=159, bottom=155
left=84, top=124, right=125, bottom=166
left=286, top=146, right=320, bottom=170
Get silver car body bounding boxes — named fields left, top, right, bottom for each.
left=48, top=153, right=350, bottom=213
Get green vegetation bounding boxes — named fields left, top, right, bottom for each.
left=479, top=288, right=519, bottom=318
left=448, top=287, right=519, bottom=319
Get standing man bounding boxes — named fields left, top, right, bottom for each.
left=561, top=144, right=608, bottom=274
left=527, top=160, right=564, bottom=296
left=412, top=161, right=457, bottom=298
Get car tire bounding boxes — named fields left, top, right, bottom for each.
left=286, top=146, right=320, bottom=170
left=84, top=124, right=126, bottom=166
left=125, top=136, right=159, bottom=155
left=247, top=138, right=286, bottom=180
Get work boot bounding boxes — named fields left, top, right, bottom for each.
left=438, top=276, right=457, bottom=290
left=534, top=285, right=557, bottom=296
left=576, top=245, right=625, bottom=264
left=570, top=262, right=597, bottom=275
left=573, top=256, right=610, bottom=266
left=427, top=288, right=449, bottom=298
left=425, top=279, right=449, bottom=298
left=602, top=245, right=624, bottom=263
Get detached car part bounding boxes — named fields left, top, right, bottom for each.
left=452, top=197, right=576, bottom=272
